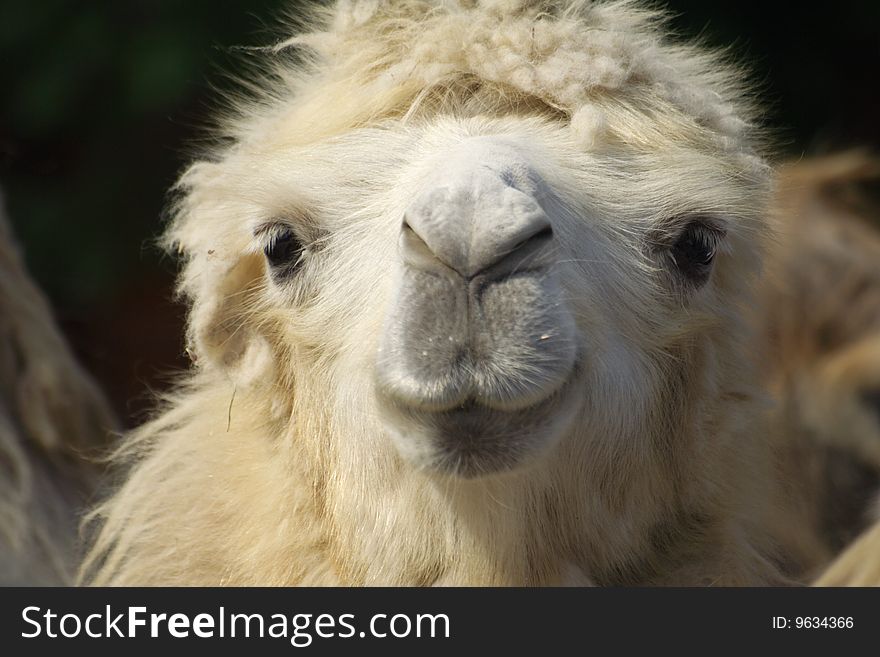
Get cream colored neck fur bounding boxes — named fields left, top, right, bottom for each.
left=84, top=325, right=778, bottom=586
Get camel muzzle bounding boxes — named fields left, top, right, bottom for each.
left=372, top=138, right=579, bottom=476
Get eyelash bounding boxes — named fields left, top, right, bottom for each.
left=659, top=218, right=726, bottom=287
left=255, top=223, right=309, bottom=279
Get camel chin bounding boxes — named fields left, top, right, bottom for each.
left=378, top=376, right=582, bottom=479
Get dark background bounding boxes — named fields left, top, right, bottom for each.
left=2, top=1, right=879, bottom=425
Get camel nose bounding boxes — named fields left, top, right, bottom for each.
left=401, top=169, right=553, bottom=278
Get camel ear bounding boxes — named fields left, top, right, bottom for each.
left=168, top=161, right=276, bottom=387
left=184, top=253, right=275, bottom=386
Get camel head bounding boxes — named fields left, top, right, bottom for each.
left=168, top=0, right=771, bottom=483
left=77, top=1, right=794, bottom=588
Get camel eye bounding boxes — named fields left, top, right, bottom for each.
left=669, top=221, right=722, bottom=286
left=263, top=227, right=305, bottom=276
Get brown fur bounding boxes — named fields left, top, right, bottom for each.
left=757, top=152, right=880, bottom=578
left=0, top=191, right=117, bottom=584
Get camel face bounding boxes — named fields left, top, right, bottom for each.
left=82, top=1, right=788, bottom=586
left=239, top=118, right=752, bottom=482
left=375, top=137, right=579, bottom=477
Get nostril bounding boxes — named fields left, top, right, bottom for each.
left=400, top=216, right=445, bottom=268
left=401, top=218, right=426, bottom=248
left=511, top=225, right=553, bottom=253
left=533, top=225, right=554, bottom=241
left=403, top=181, right=553, bottom=276
left=401, top=217, right=415, bottom=237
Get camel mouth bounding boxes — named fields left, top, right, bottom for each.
left=376, top=367, right=581, bottom=479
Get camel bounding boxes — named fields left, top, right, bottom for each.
left=81, top=0, right=787, bottom=585
left=756, top=152, right=880, bottom=578
left=816, top=514, right=880, bottom=586
left=0, top=190, right=116, bottom=584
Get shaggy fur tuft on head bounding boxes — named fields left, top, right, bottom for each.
left=82, top=1, right=784, bottom=586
